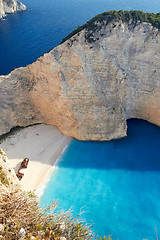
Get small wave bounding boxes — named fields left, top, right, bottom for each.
left=35, top=141, right=71, bottom=198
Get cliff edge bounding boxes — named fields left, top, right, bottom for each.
left=0, top=0, right=26, bottom=19
left=0, top=11, right=160, bottom=140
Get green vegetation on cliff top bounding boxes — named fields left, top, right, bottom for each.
left=61, top=10, right=160, bottom=43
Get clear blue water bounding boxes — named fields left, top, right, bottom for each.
left=0, top=0, right=160, bottom=239
left=41, top=119, right=160, bottom=239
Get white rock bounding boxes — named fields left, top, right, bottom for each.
left=0, top=0, right=27, bottom=19
left=59, top=222, right=65, bottom=230
left=18, top=227, right=26, bottom=236
left=0, top=224, right=4, bottom=231
left=38, top=230, right=44, bottom=236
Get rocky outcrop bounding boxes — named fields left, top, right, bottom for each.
left=0, top=0, right=26, bottom=19
left=0, top=149, right=20, bottom=188
left=0, top=17, right=160, bottom=140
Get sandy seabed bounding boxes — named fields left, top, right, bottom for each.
left=0, top=124, right=71, bottom=194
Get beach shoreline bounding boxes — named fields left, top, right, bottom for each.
left=0, top=124, right=71, bottom=193
left=35, top=143, right=70, bottom=198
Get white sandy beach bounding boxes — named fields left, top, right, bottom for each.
left=0, top=124, right=71, bottom=193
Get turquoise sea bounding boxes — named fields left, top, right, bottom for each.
left=41, top=120, right=160, bottom=239
left=0, top=0, right=160, bottom=239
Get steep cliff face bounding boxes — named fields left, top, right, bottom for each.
left=0, top=0, right=26, bottom=19
left=0, top=17, right=160, bottom=140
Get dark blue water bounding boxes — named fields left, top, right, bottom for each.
left=0, top=0, right=159, bottom=75
left=41, top=120, right=160, bottom=239
left=1, top=0, right=160, bottom=239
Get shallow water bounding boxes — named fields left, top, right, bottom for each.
left=41, top=119, right=160, bottom=239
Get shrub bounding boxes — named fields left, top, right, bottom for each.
left=0, top=167, right=9, bottom=186
left=0, top=188, right=94, bottom=239
left=61, top=10, right=160, bottom=44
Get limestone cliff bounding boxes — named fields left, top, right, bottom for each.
left=0, top=11, right=160, bottom=140
left=0, top=0, right=26, bottom=19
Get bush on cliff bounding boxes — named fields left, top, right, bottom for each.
left=61, top=10, right=160, bottom=43
left=0, top=187, right=94, bottom=239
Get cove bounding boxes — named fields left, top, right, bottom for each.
left=0, top=0, right=160, bottom=239
left=40, top=119, right=160, bottom=240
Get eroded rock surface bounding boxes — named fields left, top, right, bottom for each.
left=0, top=0, right=26, bottom=19
left=0, top=20, right=160, bottom=140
